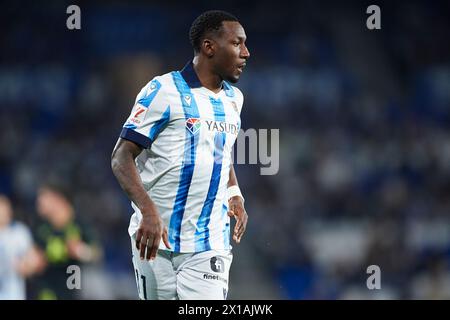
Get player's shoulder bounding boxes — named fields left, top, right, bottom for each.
left=135, top=72, right=175, bottom=102
left=225, top=82, right=244, bottom=105
left=144, top=72, right=174, bottom=91
left=157, top=71, right=177, bottom=85
left=222, top=81, right=242, bottom=96
left=10, top=221, right=31, bottom=236
left=232, top=85, right=244, bottom=100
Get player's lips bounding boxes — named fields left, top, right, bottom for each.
left=237, top=63, right=246, bottom=73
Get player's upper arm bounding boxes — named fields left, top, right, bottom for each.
left=120, top=77, right=171, bottom=149
left=112, top=138, right=143, bottom=161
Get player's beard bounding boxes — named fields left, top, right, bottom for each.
left=223, top=70, right=240, bottom=83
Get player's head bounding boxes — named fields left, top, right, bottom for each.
left=36, top=181, right=73, bottom=221
left=189, top=10, right=250, bottom=83
left=0, top=195, right=13, bottom=228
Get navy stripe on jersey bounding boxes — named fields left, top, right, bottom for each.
left=180, top=61, right=202, bottom=88
left=169, top=71, right=201, bottom=252
left=194, top=96, right=227, bottom=251
left=120, top=128, right=151, bottom=148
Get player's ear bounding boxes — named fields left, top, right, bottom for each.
left=201, top=39, right=215, bottom=58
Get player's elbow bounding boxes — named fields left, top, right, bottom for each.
left=111, top=145, right=133, bottom=178
left=110, top=148, right=123, bottom=176
left=111, top=158, right=120, bottom=178
left=111, top=139, right=142, bottom=176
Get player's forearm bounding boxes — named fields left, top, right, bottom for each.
left=111, top=146, right=158, bottom=217
left=227, top=165, right=245, bottom=203
left=228, top=164, right=239, bottom=188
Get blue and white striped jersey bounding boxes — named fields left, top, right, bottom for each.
left=120, top=61, right=243, bottom=253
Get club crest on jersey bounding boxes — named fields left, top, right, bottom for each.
left=185, top=118, right=201, bottom=134
left=143, top=81, right=157, bottom=97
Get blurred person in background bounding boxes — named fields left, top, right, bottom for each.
left=0, top=195, right=45, bottom=300
left=30, top=182, right=102, bottom=300
left=111, top=10, right=250, bottom=300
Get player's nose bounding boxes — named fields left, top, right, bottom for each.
left=241, top=45, right=250, bottom=60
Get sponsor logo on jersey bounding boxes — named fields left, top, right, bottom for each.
left=202, top=273, right=228, bottom=284
left=210, top=256, right=225, bottom=273
left=183, top=94, right=192, bottom=106
left=205, top=120, right=239, bottom=135
left=185, top=118, right=201, bottom=134
left=130, top=105, right=147, bottom=125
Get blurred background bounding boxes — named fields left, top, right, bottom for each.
left=1, top=0, right=450, bottom=299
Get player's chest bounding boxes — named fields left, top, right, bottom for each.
left=169, top=94, right=241, bottom=139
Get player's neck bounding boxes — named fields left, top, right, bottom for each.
left=50, top=207, right=74, bottom=230
left=192, top=57, right=223, bottom=94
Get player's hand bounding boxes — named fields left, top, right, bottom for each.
left=67, top=239, right=101, bottom=262
left=136, top=212, right=170, bottom=261
left=14, top=246, right=47, bottom=276
left=228, top=196, right=248, bottom=244
left=67, top=238, right=84, bottom=260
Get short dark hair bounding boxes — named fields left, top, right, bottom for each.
left=40, top=180, right=73, bottom=204
left=189, top=10, right=239, bottom=53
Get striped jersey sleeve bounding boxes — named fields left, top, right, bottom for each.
left=120, top=77, right=171, bottom=148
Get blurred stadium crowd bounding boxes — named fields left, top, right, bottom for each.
left=1, top=0, right=450, bottom=299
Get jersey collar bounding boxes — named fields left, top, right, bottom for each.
left=180, top=61, right=234, bottom=97
left=180, top=61, right=202, bottom=88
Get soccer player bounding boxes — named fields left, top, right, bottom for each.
left=111, top=10, right=250, bottom=300
left=0, top=195, right=45, bottom=300
left=31, top=183, right=102, bottom=299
